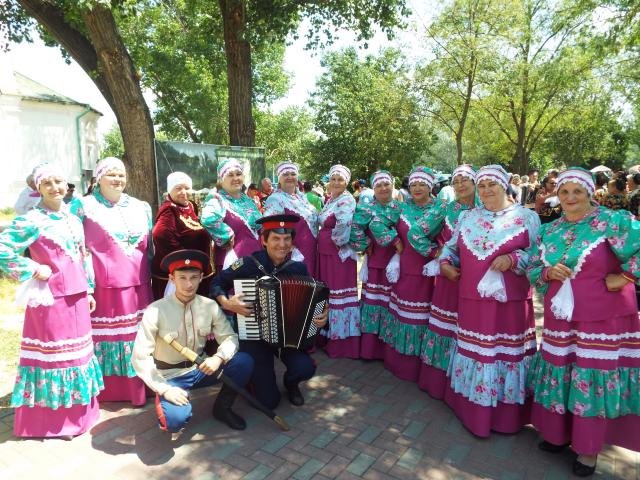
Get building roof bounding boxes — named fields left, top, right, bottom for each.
left=0, top=71, right=102, bottom=116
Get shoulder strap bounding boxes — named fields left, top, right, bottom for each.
left=249, top=254, right=296, bottom=276
left=274, top=260, right=295, bottom=275
left=249, top=254, right=269, bottom=276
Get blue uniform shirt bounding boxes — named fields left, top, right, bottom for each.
left=210, top=249, right=309, bottom=300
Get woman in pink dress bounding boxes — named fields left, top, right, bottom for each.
left=411, top=164, right=476, bottom=398
left=440, top=164, right=540, bottom=437
left=0, top=164, right=103, bottom=437
left=78, top=157, right=152, bottom=406
left=263, top=161, right=318, bottom=277
left=349, top=170, right=399, bottom=360
left=317, top=165, right=360, bottom=358
left=201, top=159, right=262, bottom=273
left=370, top=167, right=442, bottom=381
left=527, top=167, right=640, bottom=477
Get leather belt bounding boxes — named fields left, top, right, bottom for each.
left=155, top=359, right=195, bottom=370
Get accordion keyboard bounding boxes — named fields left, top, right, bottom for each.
left=233, top=279, right=260, bottom=340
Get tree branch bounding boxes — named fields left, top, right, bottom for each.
left=17, top=0, right=116, bottom=111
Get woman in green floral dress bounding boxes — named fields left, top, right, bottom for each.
left=0, top=164, right=103, bottom=437
left=527, top=167, right=640, bottom=477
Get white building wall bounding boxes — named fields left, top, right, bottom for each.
left=0, top=98, right=101, bottom=208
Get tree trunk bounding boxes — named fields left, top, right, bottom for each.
left=17, top=0, right=115, bottom=110
left=455, top=131, right=464, bottom=165
left=219, top=0, right=256, bottom=146
left=18, top=1, right=158, bottom=210
left=457, top=55, right=477, bottom=166
left=82, top=6, right=157, bottom=209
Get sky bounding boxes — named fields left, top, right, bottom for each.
left=0, top=0, right=435, bottom=140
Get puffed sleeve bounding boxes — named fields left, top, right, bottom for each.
left=509, top=208, right=541, bottom=275
left=349, top=201, right=373, bottom=252
left=369, top=202, right=401, bottom=247
left=439, top=210, right=468, bottom=267
left=407, top=201, right=446, bottom=257
left=263, top=192, right=284, bottom=217
left=526, top=227, right=549, bottom=294
left=0, top=215, right=41, bottom=281
left=201, top=193, right=234, bottom=246
left=605, top=209, right=640, bottom=279
left=331, top=194, right=356, bottom=247
left=132, top=304, right=171, bottom=395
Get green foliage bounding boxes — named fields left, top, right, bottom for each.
left=255, top=107, right=316, bottom=175
left=117, top=0, right=409, bottom=146
left=309, top=48, right=434, bottom=181
left=0, top=208, right=16, bottom=223
left=0, top=1, right=33, bottom=49
left=537, top=91, right=628, bottom=170
left=248, top=1, right=410, bottom=47
left=117, top=1, right=293, bottom=145
left=470, top=0, right=604, bottom=172
left=415, top=0, right=514, bottom=164
left=100, top=123, right=124, bottom=159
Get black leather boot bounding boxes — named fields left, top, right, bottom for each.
left=284, top=377, right=304, bottom=406
left=212, top=384, right=246, bottom=430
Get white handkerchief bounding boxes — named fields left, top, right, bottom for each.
left=338, top=245, right=358, bottom=262
left=423, top=259, right=440, bottom=277
left=551, top=278, right=574, bottom=321
left=359, top=254, right=369, bottom=283
left=385, top=253, right=401, bottom=283
left=477, top=269, right=507, bottom=302
left=15, top=278, right=55, bottom=308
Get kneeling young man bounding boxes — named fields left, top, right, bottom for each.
left=132, top=250, right=254, bottom=432
left=210, top=214, right=328, bottom=409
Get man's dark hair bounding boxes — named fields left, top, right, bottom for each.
left=303, top=181, right=313, bottom=192
left=594, top=171, right=609, bottom=188
left=612, top=176, right=626, bottom=192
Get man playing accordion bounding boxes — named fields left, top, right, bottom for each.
left=211, top=214, right=328, bottom=409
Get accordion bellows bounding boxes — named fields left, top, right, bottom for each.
left=254, top=275, right=329, bottom=350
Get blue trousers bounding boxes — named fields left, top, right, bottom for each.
left=240, top=340, right=316, bottom=409
left=156, top=352, right=253, bottom=433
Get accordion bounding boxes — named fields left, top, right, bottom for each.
left=234, top=275, right=329, bottom=349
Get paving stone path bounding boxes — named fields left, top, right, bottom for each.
left=0, top=350, right=637, bottom=480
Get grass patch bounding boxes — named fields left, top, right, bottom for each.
left=0, top=276, right=22, bottom=317
left=0, top=276, right=22, bottom=409
left=0, top=327, right=20, bottom=408
left=0, top=207, right=15, bottom=223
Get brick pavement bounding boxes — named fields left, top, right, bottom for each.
left=0, top=351, right=637, bottom=480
